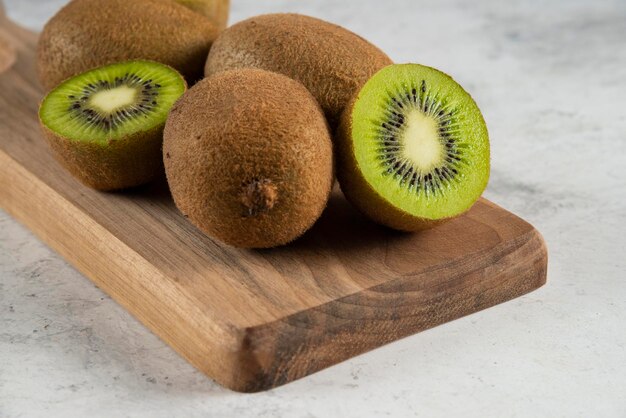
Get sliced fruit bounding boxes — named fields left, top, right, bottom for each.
left=39, top=60, right=187, bottom=190
left=336, top=64, right=490, bottom=231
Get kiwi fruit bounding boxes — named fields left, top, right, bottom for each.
left=37, top=0, right=218, bottom=91
left=336, top=64, right=490, bottom=231
left=171, top=0, right=229, bottom=30
left=39, top=60, right=187, bottom=191
left=204, top=13, right=392, bottom=128
left=163, top=69, right=334, bottom=248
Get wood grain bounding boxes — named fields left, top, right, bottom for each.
left=0, top=16, right=547, bottom=392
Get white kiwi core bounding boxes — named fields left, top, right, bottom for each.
left=400, top=109, right=443, bottom=172
left=89, top=85, right=137, bottom=113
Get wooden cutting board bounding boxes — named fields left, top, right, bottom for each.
left=0, top=11, right=547, bottom=392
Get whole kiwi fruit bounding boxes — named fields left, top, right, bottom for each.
left=171, top=0, right=229, bottom=30
left=204, top=13, right=392, bottom=128
left=37, top=0, right=218, bottom=91
left=39, top=60, right=187, bottom=191
left=336, top=64, right=490, bottom=231
left=163, top=69, right=334, bottom=248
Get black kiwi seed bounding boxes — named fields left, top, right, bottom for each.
left=377, top=81, right=465, bottom=195
left=65, top=73, right=163, bottom=132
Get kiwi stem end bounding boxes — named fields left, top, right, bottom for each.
left=240, top=179, right=278, bottom=217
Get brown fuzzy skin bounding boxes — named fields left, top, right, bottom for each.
left=204, top=14, right=392, bottom=128
left=37, top=0, right=218, bottom=91
left=336, top=96, right=450, bottom=232
left=172, top=0, right=229, bottom=30
left=41, top=123, right=166, bottom=191
left=163, top=69, right=334, bottom=248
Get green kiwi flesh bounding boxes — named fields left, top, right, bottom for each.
left=39, top=60, right=187, bottom=190
left=337, top=64, right=490, bottom=231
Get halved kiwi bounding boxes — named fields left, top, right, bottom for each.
left=336, top=64, right=490, bottom=231
left=39, top=60, right=187, bottom=190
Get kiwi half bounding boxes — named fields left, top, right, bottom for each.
left=204, top=13, right=392, bottom=128
left=337, top=64, right=490, bottom=231
left=37, top=0, right=218, bottom=91
left=163, top=69, right=334, bottom=249
left=39, top=60, right=187, bottom=191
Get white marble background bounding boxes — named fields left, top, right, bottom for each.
left=1, top=0, right=625, bottom=417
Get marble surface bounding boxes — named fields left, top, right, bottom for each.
left=1, top=0, right=626, bottom=417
